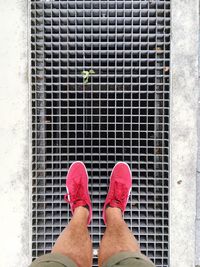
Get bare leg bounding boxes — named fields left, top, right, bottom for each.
left=98, top=207, right=140, bottom=267
left=52, top=207, right=92, bottom=267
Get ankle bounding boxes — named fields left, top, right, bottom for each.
left=73, top=206, right=89, bottom=221
left=106, top=207, right=123, bottom=224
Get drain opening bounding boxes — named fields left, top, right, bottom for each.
left=31, top=1, right=170, bottom=266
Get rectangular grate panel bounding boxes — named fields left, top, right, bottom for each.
left=31, top=1, right=170, bottom=266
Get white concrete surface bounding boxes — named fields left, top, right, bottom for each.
left=196, top=3, right=200, bottom=265
left=196, top=10, right=200, bottom=265
left=170, top=0, right=199, bottom=267
left=196, top=114, right=200, bottom=266
left=0, top=0, right=30, bottom=267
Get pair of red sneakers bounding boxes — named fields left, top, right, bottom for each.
left=64, top=161, right=132, bottom=225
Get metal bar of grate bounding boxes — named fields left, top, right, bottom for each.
left=31, top=1, right=170, bottom=266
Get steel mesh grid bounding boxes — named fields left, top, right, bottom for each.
left=31, top=0, right=170, bottom=266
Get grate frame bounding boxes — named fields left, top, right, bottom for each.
left=31, top=1, right=170, bottom=266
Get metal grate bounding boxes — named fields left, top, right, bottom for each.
left=31, top=1, right=170, bottom=266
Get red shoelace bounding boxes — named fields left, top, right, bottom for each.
left=108, top=181, right=128, bottom=211
left=64, top=183, right=87, bottom=209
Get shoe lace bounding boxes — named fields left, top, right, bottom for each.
left=64, top=182, right=86, bottom=206
left=109, top=181, right=128, bottom=210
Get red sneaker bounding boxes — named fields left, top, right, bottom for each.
left=103, top=162, right=132, bottom=224
left=64, top=161, right=92, bottom=225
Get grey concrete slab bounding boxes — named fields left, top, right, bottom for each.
left=170, top=0, right=199, bottom=267
left=0, top=0, right=30, bottom=266
left=0, top=0, right=199, bottom=267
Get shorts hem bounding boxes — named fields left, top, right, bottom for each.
left=102, top=251, right=155, bottom=267
left=30, top=253, right=78, bottom=267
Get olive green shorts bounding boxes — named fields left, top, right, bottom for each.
left=30, top=251, right=155, bottom=267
